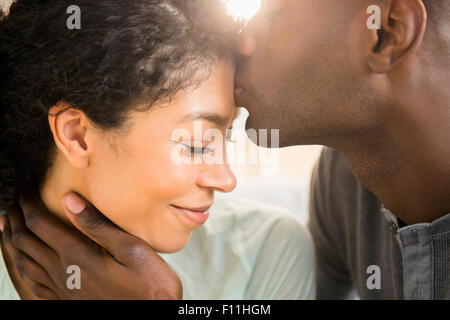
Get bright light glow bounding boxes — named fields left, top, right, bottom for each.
left=224, top=0, right=262, bottom=20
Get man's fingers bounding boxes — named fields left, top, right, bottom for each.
left=1, top=219, right=57, bottom=292
left=62, top=193, right=158, bottom=266
left=0, top=214, right=6, bottom=232
left=7, top=206, right=60, bottom=272
left=19, top=192, right=94, bottom=259
left=21, top=278, right=59, bottom=300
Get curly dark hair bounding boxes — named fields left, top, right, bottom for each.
left=0, top=0, right=238, bottom=209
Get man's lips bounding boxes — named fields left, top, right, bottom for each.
left=235, top=86, right=249, bottom=109
left=235, top=80, right=245, bottom=95
left=171, top=204, right=211, bottom=226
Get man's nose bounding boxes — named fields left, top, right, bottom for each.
left=197, top=164, right=237, bottom=193
left=236, top=32, right=257, bottom=58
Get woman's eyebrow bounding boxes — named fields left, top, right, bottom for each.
left=178, top=111, right=228, bottom=126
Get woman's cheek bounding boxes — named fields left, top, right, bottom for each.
left=82, top=156, right=149, bottom=227
left=83, top=143, right=200, bottom=251
left=153, top=155, right=201, bottom=189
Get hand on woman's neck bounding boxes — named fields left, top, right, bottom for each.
left=1, top=152, right=86, bottom=300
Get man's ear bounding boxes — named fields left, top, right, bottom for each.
left=367, top=0, right=427, bottom=73
left=48, top=103, right=91, bottom=169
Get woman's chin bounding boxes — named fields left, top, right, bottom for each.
left=147, top=232, right=193, bottom=254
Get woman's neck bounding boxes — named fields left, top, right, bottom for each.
left=40, top=151, right=85, bottom=225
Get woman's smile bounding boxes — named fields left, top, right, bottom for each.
left=170, top=204, right=212, bottom=226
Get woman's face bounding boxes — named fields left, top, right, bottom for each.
left=83, top=62, right=237, bottom=253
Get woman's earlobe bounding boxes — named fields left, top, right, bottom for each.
left=48, top=105, right=90, bottom=169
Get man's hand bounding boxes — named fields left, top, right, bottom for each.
left=0, top=193, right=182, bottom=300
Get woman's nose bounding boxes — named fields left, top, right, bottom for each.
left=197, top=164, right=237, bottom=193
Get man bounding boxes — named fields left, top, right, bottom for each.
left=234, top=0, right=449, bottom=299
left=0, top=0, right=449, bottom=299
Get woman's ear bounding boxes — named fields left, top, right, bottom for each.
left=48, top=103, right=91, bottom=169
left=367, top=0, right=427, bottom=73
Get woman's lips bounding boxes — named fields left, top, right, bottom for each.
left=171, top=205, right=210, bottom=226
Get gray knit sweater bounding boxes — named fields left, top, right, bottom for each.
left=308, top=148, right=449, bottom=299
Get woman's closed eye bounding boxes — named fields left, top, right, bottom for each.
left=182, top=143, right=214, bottom=157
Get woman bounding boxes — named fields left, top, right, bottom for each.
left=0, top=0, right=315, bottom=299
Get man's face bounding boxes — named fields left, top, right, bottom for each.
left=235, top=0, right=377, bottom=147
